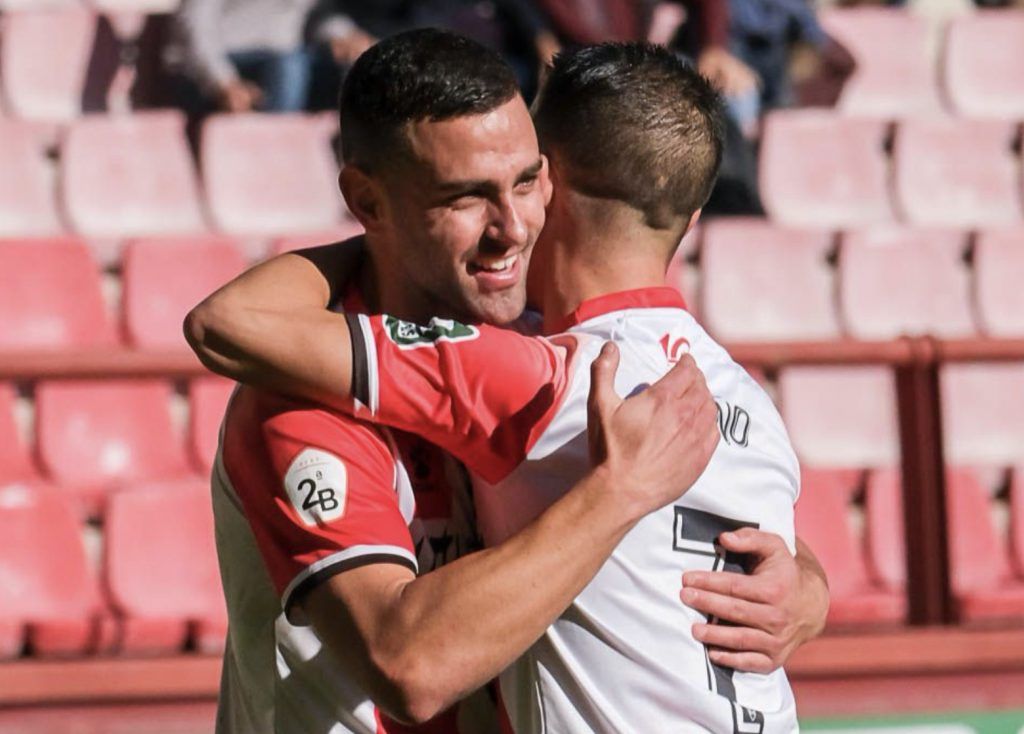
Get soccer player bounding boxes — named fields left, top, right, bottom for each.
left=194, top=30, right=721, bottom=734
left=190, top=39, right=825, bottom=732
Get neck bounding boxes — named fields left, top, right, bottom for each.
left=360, top=236, right=439, bottom=323
left=539, top=203, right=681, bottom=334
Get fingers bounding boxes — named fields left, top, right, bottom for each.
left=682, top=570, right=775, bottom=606
left=694, top=623, right=778, bottom=660
left=587, top=342, right=620, bottom=416
left=715, top=527, right=789, bottom=559
left=706, top=649, right=777, bottom=675
left=679, top=586, right=785, bottom=634
left=649, top=353, right=701, bottom=399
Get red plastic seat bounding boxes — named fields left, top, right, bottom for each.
left=974, top=228, right=1024, bottom=338
left=796, top=468, right=905, bottom=626
left=759, top=111, right=893, bottom=228
left=838, top=228, right=975, bottom=340
left=121, top=237, right=247, bottom=351
left=0, top=8, right=95, bottom=120
left=944, top=11, right=1024, bottom=119
left=269, top=222, right=366, bottom=257
left=0, top=484, right=111, bottom=658
left=34, top=380, right=192, bottom=515
left=819, top=8, right=941, bottom=117
left=779, top=366, right=900, bottom=468
left=62, top=112, right=207, bottom=244
left=893, top=118, right=1022, bottom=228
left=202, top=114, right=343, bottom=237
left=105, top=482, right=226, bottom=653
left=941, top=362, right=1024, bottom=467
left=0, top=120, right=62, bottom=236
left=868, top=468, right=1024, bottom=622
left=0, top=238, right=114, bottom=351
left=700, top=219, right=839, bottom=341
left=189, top=377, right=234, bottom=475
left=0, top=384, right=41, bottom=488
left=1011, top=468, right=1024, bottom=579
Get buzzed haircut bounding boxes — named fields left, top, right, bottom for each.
left=339, top=28, right=521, bottom=173
left=533, top=43, right=726, bottom=229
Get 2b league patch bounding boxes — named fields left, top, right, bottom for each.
left=283, top=448, right=347, bottom=526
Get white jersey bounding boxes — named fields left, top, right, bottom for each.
left=348, top=286, right=801, bottom=734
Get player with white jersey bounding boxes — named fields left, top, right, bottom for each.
left=189, top=43, right=815, bottom=733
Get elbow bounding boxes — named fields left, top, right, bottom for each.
left=182, top=296, right=239, bottom=378
left=372, top=654, right=452, bottom=725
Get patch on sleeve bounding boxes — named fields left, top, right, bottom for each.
left=283, top=448, right=348, bottom=526
left=382, top=316, right=479, bottom=349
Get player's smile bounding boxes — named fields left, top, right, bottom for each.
left=467, top=250, right=524, bottom=292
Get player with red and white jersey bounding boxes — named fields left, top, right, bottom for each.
left=190, top=44, right=819, bottom=733
left=340, top=289, right=799, bottom=732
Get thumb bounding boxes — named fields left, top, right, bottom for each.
left=717, top=527, right=787, bottom=559
left=587, top=342, right=620, bottom=461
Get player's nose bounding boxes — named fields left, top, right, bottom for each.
left=484, top=194, right=528, bottom=249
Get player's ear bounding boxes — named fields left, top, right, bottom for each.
left=339, top=165, right=386, bottom=232
left=539, top=154, right=554, bottom=208
left=684, top=208, right=702, bottom=238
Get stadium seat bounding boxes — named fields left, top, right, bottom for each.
left=941, top=362, right=1024, bottom=467
left=838, top=228, right=975, bottom=340
left=944, top=11, right=1024, bottom=119
left=779, top=366, right=900, bottom=468
left=0, top=384, right=41, bottom=488
left=796, top=468, right=905, bottom=625
left=269, top=221, right=366, bottom=257
left=0, top=484, right=111, bottom=657
left=893, top=118, right=1022, bottom=228
left=974, top=228, right=1024, bottom=338
left=189, top=377, right=234, bottom=475
left=34, top=380, right=192, bottom=515
left=0, top=238, right=115, bottom=350
left=121, top=237, right=247, bottom=350
left=863, top=468, right=905, bottom=593
left=61, top=111, right=207, bottom=251
left=700, top=219, right=839, bottom=341
left=868, top=468, right=1024, bottom=622
left=105, top=482, right=227, bottom=653
left=0, top=8, right=95, bottom=120
left=759, top=111, right=893, bottom=228
left=0, top=120, right=62, bottom=236
left=1011, top=468, right=1024, bottom=579
left=665, top=225, right=701, bottom=317
left=202, top=114, right=344, bottom=237
left=819, top=8, right=942, bottom=117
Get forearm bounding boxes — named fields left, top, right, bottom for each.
left=794, top=537, right=829, bottom=639
left=372, top=466, right=642, bottom=720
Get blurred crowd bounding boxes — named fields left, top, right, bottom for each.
left=146, top=0, right=1019, bottom=215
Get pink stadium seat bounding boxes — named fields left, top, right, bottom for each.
left=121, top=237, right=247, bottom=351
left=869, top=468, right=1024, bottom=622
left=796, top=468, right=905, bottom=625
left=1012, top=468, right=1024, bottom=579
left=0, top=484, right=111, bottom=658
left=893, top=118, right=1022, bottom=228
left=269, top=221, right=366, bottom=257
left=819, top=8, right=941, bottom=117
left=0, top=384, right=41, bottom=488
left=759, top=112, right=893, bottom=228
left=974, top=228, right=1024, bottom=338
left=189, top=377, right=234, bottom=475
left=105, top=482, right=226, bottom=653
left=202, top=114, right=343, bottom=237
left=0, top=8, right=95, bottom=120
left=941, top=362, right=1024, bottom=467
left=779, top=366, right=900, bottom=468
left=944, top=11, right=1024, bottom=119
left=34, top=380, right=192, bottom=515
left=62, top=112, right=206, bottom=245
left=0, top=120, right=62, bottom=236
left=0, top=238, right=115, bottom=350
left=838, top=228, right=975, bottom=340
left=864, top=468, right=904, bottom=593
left=665, top=227, right=699, bottom=318
left=700, top=219, right=839, bottom=341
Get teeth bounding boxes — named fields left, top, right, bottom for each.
left=474, top=255, right=516, bottom=273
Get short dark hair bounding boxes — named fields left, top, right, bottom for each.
left=533, top=43, right=726, bottom=229
left=339, top=28, right=520, bottom=172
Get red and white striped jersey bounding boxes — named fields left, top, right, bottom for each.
left=211, top=295, right=479, bottom=734
left=346, top=287, right=801, bottom=734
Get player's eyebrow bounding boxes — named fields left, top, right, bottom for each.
left=515, top=159, right=544, bottom=184
left=435, top=158, right=544, bottom=198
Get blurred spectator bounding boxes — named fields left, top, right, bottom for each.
left=165, top=0, right=371, bottom=115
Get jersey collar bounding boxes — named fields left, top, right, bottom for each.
left=548, top=287, right=688, bottom=334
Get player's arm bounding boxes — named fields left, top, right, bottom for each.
left=294, top=345, right=720, bottom=723
left=184, top=241, right=361, bottom=404
left=679, top=531, right=829, bottom=673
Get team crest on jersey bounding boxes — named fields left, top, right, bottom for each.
left=283, top=448, right=347, bottom=526
left=382, top=316, right=480, bottom=350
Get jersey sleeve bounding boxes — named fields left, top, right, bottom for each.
left=344, top=313, right=580, bottom=484
left=220, top=391, right=417, bottom=621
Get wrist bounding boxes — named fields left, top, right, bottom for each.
left=584, top=463, right=648, bottom=527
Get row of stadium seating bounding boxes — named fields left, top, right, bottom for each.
left=1, top=7, right=1022, bottom=121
